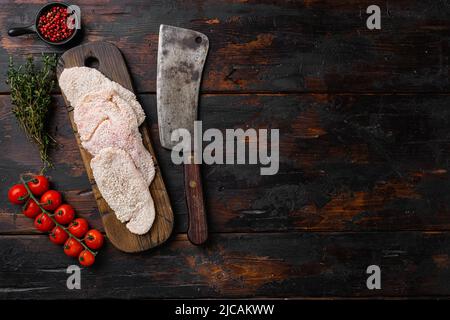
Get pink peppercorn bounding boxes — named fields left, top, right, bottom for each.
left=37, top=5, right=74, bottom=42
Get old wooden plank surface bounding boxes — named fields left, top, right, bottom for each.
left=1, top=232, right=450, bottom=299
left=0, top=0, right=449, bottom=93
left=1, top=0, right=450, bottom=299
left=1, top=93, right=449, bottom=234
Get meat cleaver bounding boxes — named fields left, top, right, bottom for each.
left=157, top=24, right=209, bottom=245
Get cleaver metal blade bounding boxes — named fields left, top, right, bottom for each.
left=157, top=24, right=209, bottom=149
left=157, top=24, right=209, bottom=245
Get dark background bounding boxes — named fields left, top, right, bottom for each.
left=1, top=0, right=450, bottom=299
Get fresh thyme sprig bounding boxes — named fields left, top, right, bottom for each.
left=6, top=54, right=57, bottom=169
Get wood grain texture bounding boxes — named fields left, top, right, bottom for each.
left=1, top=232, right=450, bottom=299
left=1, top=93, right=449, bottom=234
left=0, top=0, right=449, bottom=93
left=56, top=42, right=173, bottom=252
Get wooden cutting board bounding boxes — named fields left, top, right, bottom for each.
left=56, top=41, right=174, bottom=253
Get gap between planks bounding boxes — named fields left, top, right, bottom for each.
left=3, top=91, right=450, bottom=96
left=2, top=230, right=450, bottom=237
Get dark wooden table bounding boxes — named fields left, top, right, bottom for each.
left=1, top=0, right=450, bottom=299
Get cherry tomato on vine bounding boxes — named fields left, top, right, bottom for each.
left=78, top=250, right=95, bottom=267
left=23, top=199, right=41, bottom=219
left=34, top=213, right=55, bottom=232
left=8, top=184, right=28, bottom=205
left=40, top=190, right=62, bottom=211
left=64, top=238, right=83, bottom=258
left=54, top=204, right=75, bottom=225
left=84, top=229, right=104, bottom=250
left=68, top=218, right=89, bottom=238
left=27, top=175, right=49, bottom=196
left=49, top=226, right=69, bottom=245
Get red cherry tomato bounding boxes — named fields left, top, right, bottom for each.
left=34, top=213, right=55, bottom=232
left=40, top=190, right=62, bottom=211
left=84, top=229, right=104, bottom=250
left=68, top=218, right=89, bottom=238
left=54, top=204, right=75, bottom=225
left=78, top=250, right=95, bottom=267
left=23, top=199, right=41, bottom=219
left=27, top=175, right=49, bottom=196
left=64, top=238, right=83, bottom=258
left=8, top=184, right=28, bottom=205
left=49, top=226, right=69, bottom=245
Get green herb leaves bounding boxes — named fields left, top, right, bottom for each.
left=7, top=54, right=57, bottom=169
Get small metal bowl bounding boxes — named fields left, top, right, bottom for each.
left=8, top=2, right=80, bottom=46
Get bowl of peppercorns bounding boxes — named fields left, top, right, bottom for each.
left=8, top=2, right=80, bottom=46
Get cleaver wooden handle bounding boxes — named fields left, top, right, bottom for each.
left=184, top=156, right=208, bottom=245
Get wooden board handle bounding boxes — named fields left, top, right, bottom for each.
left=184, top=155, right=208, bottom=245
